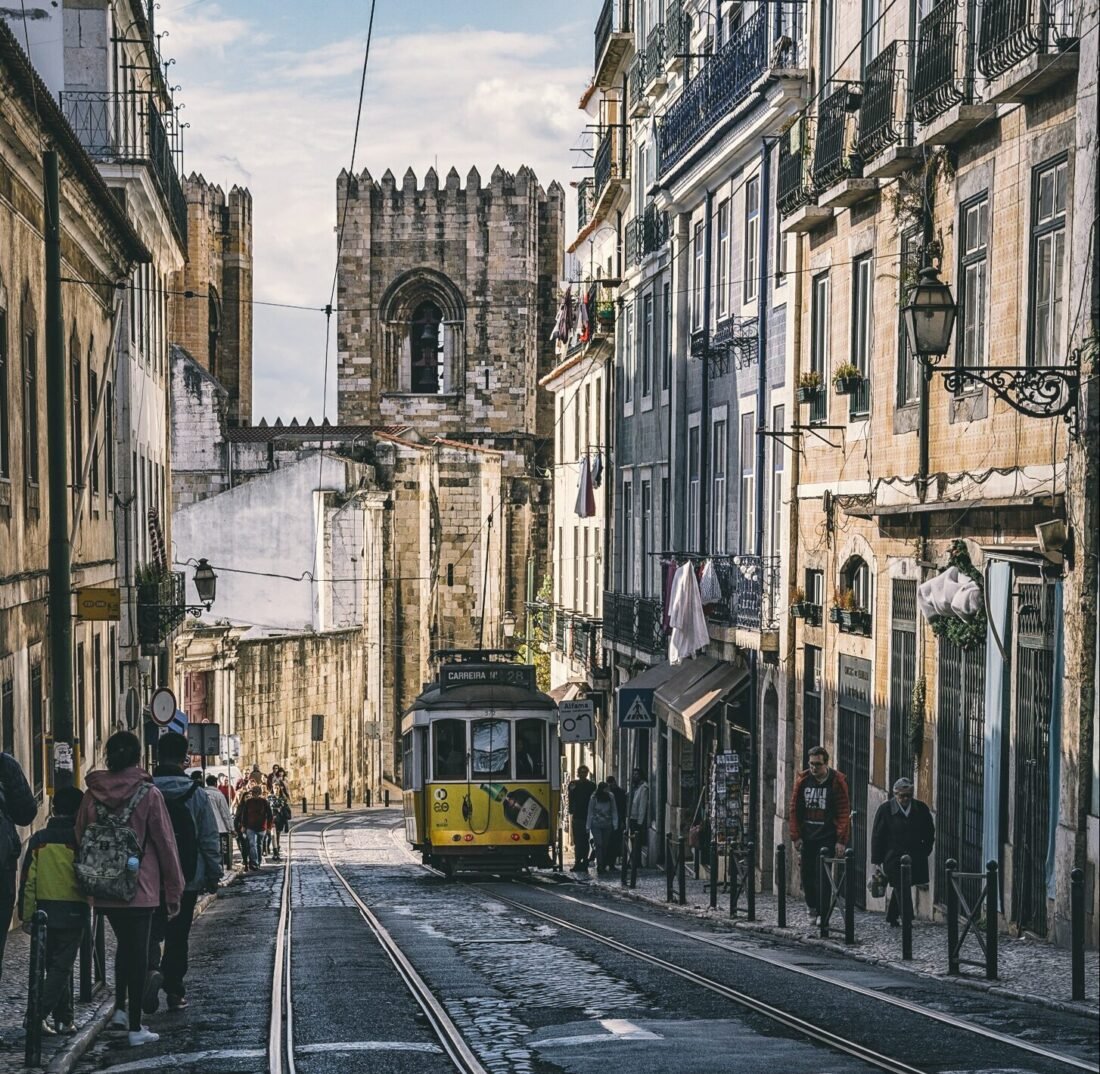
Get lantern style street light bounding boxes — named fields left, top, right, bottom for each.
left=902, top=263, right=957, bottom=363
left=501, top=610, right=517, bottom=641
left=192, top=558, right=217, bottom=609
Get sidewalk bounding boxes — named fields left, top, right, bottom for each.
left=562, top=861, right=1100, bottom=1018
left=0, top=856, right=245, bottom=1073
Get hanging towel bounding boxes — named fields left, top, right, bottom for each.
left=551, top=287, right=575, bottom=343
left=661, top=559, right=677, bottom=631
left=578, top=288, right=592, bottom=343
left=699, top=558, right=722, bottom=605
left=574, top=456, right=596, bottom=518
left=590, top=453, right=603, bottom=489
left=668, top=562, right=709, bottom=664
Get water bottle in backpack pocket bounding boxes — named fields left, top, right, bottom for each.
left=75, top=784, right=152, bottom=901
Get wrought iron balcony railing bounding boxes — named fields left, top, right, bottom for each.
left=577, top=176, right=595, bottom=232
left=709, top=317, right=758, bottom=377
left=778, top=117, right=814, bottom=217
left=857, top=40, right=911, bottom=162
left=625, top=203, right=670, bottom=268
left=644, top=23, right=667, bottom=86
left=709, top=555, right=781, bottom=633
left=136, top=570, right=186, bottom=646
left=570, top=615, right=604, bottom=671
left=629, top=48, right=648, bottom=111
left=595, top=0, right=631, bottom=76
left=594, top=126, right=627, bottom=202
left=60, top=91, right=188, bottom=244
left=666, top=0, right=690, bottom=61
left=602, top=590, right=664, bottom=654
left=553, top=606, right=567, bottom=651
left=657, top=6, right=769, bottom=175
left=811, top=84, right=858, bottom=192
left=913, top=0, right=973, bottom=126
left=848, top=376, right=871, bottom=419
left=978, top=0, right=1075, bottom=78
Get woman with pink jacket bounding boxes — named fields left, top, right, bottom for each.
left=75, top=731, right=184, bottom=1046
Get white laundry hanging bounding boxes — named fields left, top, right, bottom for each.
left=668, top=562, right=709, bottom=664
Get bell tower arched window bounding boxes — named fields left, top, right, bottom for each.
left=410, top=301, right=443, bottom=394
left=208, top=289, right=221, bottom=379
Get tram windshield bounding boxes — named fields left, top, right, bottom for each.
left=515, top=719, right=546, bottom=779
left=471, top=718, right=510, bottom=778
left=433, top=719, right=467, bottom=780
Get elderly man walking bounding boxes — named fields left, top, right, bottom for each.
left=871, top=777, right=935, bottom=926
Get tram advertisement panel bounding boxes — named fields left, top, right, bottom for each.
left=428, top=782, right=554, bottom=845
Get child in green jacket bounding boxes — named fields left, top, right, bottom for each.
left=19, top=786, right=88, bottom=1034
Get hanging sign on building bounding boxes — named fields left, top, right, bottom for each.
left=559, top=699, right=596, bottom=743
left=76, top=587, right=121, bottom=621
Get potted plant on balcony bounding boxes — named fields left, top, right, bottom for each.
left=828, top=588, right=844, bottom=624
left=789, top=585, right=808, bottom=619
left=797, top=370, right=822, bottom=404
left=833, top=362, right=863, bottom=395
left=596, top=300, right=615, bottom=331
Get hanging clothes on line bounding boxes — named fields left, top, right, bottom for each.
left=574, top=455, right=596, bottom=518
left=551, top=286, right=575, bottom=343
left=668, top=561, right=709, bottom=664
left=590, top=453, right=603, bottom=489
left=578, top=287, right=592, bottom=343
left=698, top=558, right=722, bottom=605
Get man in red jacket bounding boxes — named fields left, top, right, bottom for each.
left=788, top=745, right=851, bottom=924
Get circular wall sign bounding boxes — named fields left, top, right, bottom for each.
left=150, top=687, right=177, bottom=727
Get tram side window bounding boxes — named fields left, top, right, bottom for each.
left=471, top=718, right=510, bottom=779
left=433, top=719, right=467, bottom=780
left=515, top=719, right=546, bottom=780
left=402, top=732, right=414, bottom=790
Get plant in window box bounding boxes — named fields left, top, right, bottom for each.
left=595, top=300, right=616, bottom=331
left=789, top=585, right=808, bottom=619
left=832, top=361, right=863, bottom=395
left=828, top=587, right=844, bottom=623
left=797, top=370, right=822, bottom=404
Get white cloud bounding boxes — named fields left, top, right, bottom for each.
left=161, top=13, right=586, bottom=422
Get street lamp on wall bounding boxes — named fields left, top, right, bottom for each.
left=501, top=610, right=517, bottom=644
left=904, top=260, right=1082, bottom=438
left=192, top=558, right=217, bottom=609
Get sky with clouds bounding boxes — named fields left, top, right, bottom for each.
left=158, top=0, right=594, bottom=423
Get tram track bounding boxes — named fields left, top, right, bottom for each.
left=505, top=878, right=1100, bottom=1073
left=268, top=813, right=488, bottom=1074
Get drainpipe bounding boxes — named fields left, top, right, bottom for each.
left=700, top=189, right=714, bottom=554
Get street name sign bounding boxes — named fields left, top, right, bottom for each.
left=559, top=699, right=596, bottom=743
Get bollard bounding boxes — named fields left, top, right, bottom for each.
left=900, top=854, right=913, bottom=960
left=666, top=836, right=674, bottom=902
left=747, top=841, right=756, bottom=921
left=709, top=841, right=718, bottom=909
left=79, top=916, right=93, bottom=1001
left=557, top=827, right=564, bottom=872
left=677, top=837, right=686, bottom=905
left=94, top=911, right=106, bottom=985
left=776, top=844, right=787, bottom=928
left=366, top=787, right=372, bottom=807
left=693, top=843, right=701, bottom=880
left=818, top=848, right=830, bottom=938
left=384, top=788, right=390, bottom=808
left=301, top=796, right=307, bottom=815
left=843, top=847, right=855, bottom=944
left=629, top=829, right=639, bottom=889
left=1071, top=868, right=1085, bottom=1000
left=347, top=788, right=352, bottom=809
left=985, top=860, right=998, bottom=980
left=25, top=910, right=47, bottom=1067
left=946, top=858, right=959, bottom=974
left=728, top=843, right=736, bottom=918
left=620, top=829, right=629, bottom=886
left=324, top=791, right=331, bottom=811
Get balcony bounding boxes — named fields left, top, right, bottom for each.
left=913, top=0, right=994, bottom=142
left=629, top=49, right=650, bottom=116
left=593, top=126, right=628, bottom=216
left=812, top=84, right=878, bottom=208
left=595, top=0, right=632, bottom=89
left=709, top=317, right=758, bottom=377
left=577, top=176, right=595, bottom=233
left=61, top=91, right=188, bottom=245
left=643, top=24, right=668, bottom=92
left=856, top=41, right=919, bottom=177
left=570, top=616, right=605, bottom=672
left=625, top=203, right=670, bottom=269
left=665, top=0, right=690, bottom=73
left=603, top=590, right=664, bottom=655
left=136, top=570, right=186, bottom=646
left=656, top=6, right=770, bottom=176
left=709, top=555, right=781, bottom=640
left=977, top=0, right=1077, bottom=99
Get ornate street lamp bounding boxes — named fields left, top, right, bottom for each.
left=192, top=558, right=217, bottom=609
left=902, top=263, right=957, bottom=362
left=501, top=610, right=517, bottom=642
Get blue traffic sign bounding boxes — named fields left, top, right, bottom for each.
left=617, top=687, right=656, bottom=728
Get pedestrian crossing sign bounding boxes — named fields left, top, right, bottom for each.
left=617, top=687, right=656, bottom=728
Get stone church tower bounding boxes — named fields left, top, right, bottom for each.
left=336, top=164, right=564, bottom=630
left=169, top=176, right=253, bottom=426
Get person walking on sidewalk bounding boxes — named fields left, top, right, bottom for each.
left=871, top=778, right=935, bottom=927
left=0, top=750, right=37, bottom=987
left=204, top=775, right=234, bottom=869
left=586, top=783, right=619, bottom=875
left=566, top=767, right=595, bottom=873
left=17, top=786, right=87, bottom=1035
left=147, top=732, right=222, bottom=1014
left=75, top=731, right=184, bottom=1047
left=606, top=776, right=628, bottom=869
left=627, top=768, right=650, bottom=870
left=788, top=745, right=850, bottom=925
left=235, top=786, right=273, bottom=871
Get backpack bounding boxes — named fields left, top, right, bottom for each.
left=75, top=784, right=152, bottom=901
left=164, top=782, right=200, bottom=883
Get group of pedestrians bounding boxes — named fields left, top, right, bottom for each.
left=0, top=738, right=294, bottom=1050
left=566, top=766, right=649, bottom=875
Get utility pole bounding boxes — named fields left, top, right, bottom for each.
left=44, top=150, right=74, bottom=792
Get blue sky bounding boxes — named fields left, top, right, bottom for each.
left=159, top=0, right=594, bottom=422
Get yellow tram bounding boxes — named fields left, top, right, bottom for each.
left=401, top=651, right=560, bottom=875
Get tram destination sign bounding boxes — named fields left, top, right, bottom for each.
left=439, top=663, right=536, bottom=692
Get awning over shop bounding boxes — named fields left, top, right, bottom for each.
left=549, top=682, right=583, bottom=703
left=656, top=658, right=748, bottom=741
